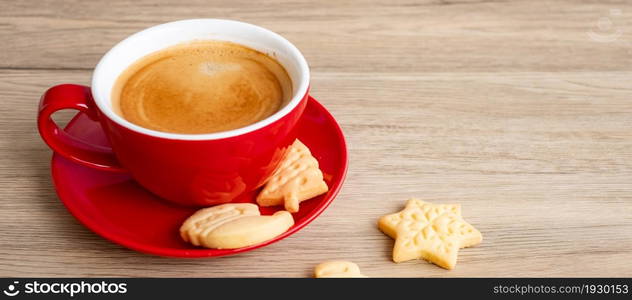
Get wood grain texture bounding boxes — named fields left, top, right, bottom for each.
left=1, top=0, right=632, bottom=277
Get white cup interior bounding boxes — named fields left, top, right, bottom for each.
left=92, top=19, right=309, bottom=140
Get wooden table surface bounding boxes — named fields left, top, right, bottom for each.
left=2, top=0, right=632, bottom=277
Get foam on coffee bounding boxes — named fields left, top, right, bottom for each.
left=112, top=40, right=292, bottom=134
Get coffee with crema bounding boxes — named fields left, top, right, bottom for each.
left=112, top=40, right=292, bottom=134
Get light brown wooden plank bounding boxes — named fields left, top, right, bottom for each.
left=1, top=69, right=631, bottom=277
left=1, top=0, right=632, bottom=71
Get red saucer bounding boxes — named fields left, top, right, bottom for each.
left=51, top=96, right=347, bottom=257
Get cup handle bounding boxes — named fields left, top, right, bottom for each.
left=38, top=84, right=126, bottom=172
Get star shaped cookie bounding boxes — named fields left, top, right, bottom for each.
left=257, top=140, right=328, bottom=213
left=378, top=199, right=482, bottom=270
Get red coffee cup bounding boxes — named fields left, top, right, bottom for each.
left=37, top=19, right=310, bottom=206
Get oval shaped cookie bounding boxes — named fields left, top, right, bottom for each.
left=314, top=261, right=367, bottom=278
left=204, top=211, right=294, bottom=249
left=179, top=203, right=260, bottom=247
